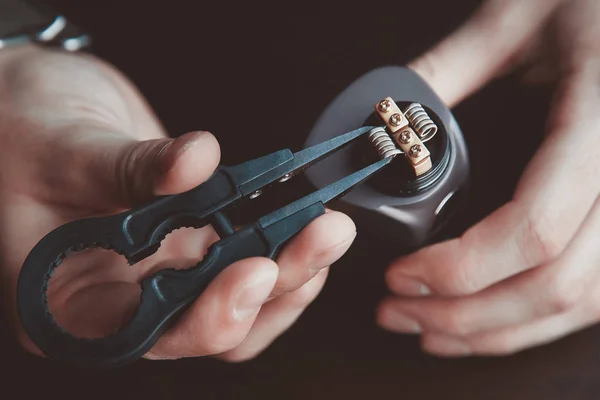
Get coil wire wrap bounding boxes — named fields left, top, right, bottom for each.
left=368, top=127, right=402, bottom=159
left=403, top=103, right=438, bottom=142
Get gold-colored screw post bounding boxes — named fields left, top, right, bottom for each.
left=389, top=113, right=403, bottom=127
left=373, top=96, right=433, bottom=176
left=378, top=99, right=392, bottom=113
left=398, top=130, right=413, bottom=144
left=409, top=144, right=422, bottom=158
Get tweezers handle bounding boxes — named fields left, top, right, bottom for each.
left=116, top=169, right=242, bottom=262
left=16, top=220, right=272, bottom=369
left=17, top=200, right=325, bottom=369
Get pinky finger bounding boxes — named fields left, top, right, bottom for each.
left=216, top=268, right=329, bottom=363
left=422, top=304, right=600, bottom=357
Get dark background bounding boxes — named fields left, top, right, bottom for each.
left=3, top=0, right=600, bottom=399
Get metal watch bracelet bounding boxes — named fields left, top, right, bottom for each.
left=0, top=0, right=90, bottom=51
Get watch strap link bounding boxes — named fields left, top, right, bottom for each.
left=0, top=0, right=90, bottom=51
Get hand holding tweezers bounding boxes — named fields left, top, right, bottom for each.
left=16, top=125, right=394, bottom=369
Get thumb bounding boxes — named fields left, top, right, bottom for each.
left=115, top=130, right=221, bottom=205
left=408, top=0, right=563, bottom=107
left=49, top=129, right=221, bottom=209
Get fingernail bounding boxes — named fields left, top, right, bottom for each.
left=308, top=232, right=356, bottom=274
left=426, top=335, right=471, bottom=356
left=175, top=131, right=207, bottom=158
left=380, top=308, right=421, bottom=333
left=389, top=275, right=431, bottom=296
left=233, top=270, right=276, bottom=321
left=153, top=132, right=210, bottom=195
left=156, top=131, right=207, bottom=173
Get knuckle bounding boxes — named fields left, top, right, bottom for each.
left=288, top=271, right=327, bottom=308
left=520, top=213, right=563, bottom=265
left=438, top=305, right=472, bottom=336
left=427, top=238, right=485, bottom=296
left=545, top=276, right=581, bottom=314
left=437, top=260, right=481, bottom=296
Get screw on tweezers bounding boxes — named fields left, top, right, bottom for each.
left=278, top=173, right=292, bottom=183
left=249, top=190, right=263, bottom=199
left=367, top=127, right=402, bottom=159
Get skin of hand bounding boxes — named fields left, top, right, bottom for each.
left=0, top=45, right=357, bottom=362
left=377, top=0, right=600, bottom=357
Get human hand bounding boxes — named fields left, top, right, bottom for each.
left=0, top=45, right=356, bottom=362
left=377, top=0, right=600, bottom=356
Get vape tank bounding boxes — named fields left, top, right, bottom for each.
left=304, top=66, right=470, bottom=249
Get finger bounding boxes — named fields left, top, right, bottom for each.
left=386, top=64, right=600, bottom=298
left=217, top=268, right=329, bottom=362
left=385, top=200, right=566, bottom=297
left=408, top=0, right=563, bottom=106
left=36, top=128, right=221, bottom=209
left=92, top=129, right=221, bottom=206
left=149, top=131, right=221, bottom=197
left=421, top=292, right=600, bottom=357
left=145, top=257, right=278, bottom=359
left=380, top=188, right=600, bottom=336
left=270, top=211, right=355, bottom=297
left=380, top=191, right=600, bottom=337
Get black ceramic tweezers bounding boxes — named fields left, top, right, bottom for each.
left=17, top=125, right=393, bottom=369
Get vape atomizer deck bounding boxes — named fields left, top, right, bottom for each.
left=373, top=96, right=435, bottom=177
left=304, top=66, right=470, bottom=250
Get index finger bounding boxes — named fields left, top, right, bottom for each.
left=409, top=0, right=562, bottom=107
